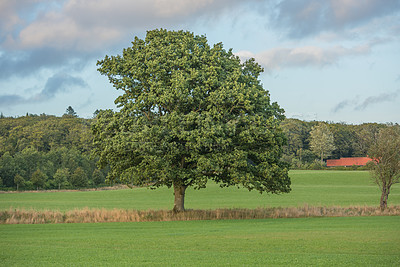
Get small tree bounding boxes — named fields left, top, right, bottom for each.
left=14, top=174, right=25, bottom=191
left=368, top=126, right=400, bottom=211
left=31, top=169, right=46, bottom=190
left=309, top=123, right=336, bottom=165
left=64, top=106, right=77, bottom=117
left=70, top=167, right=88, bottom=188
left=53, top=168, right=69, bottom=190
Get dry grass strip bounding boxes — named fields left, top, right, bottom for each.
left=1, top=205, right=400, bottom=224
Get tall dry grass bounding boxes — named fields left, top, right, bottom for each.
left=1, top=205, right=400, bottom=224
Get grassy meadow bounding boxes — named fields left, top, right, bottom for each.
left=1, top=170, right=400, bottom=266
left=1, top=216, right=399, bottom=266
left=1, top=170, right=399, bottom=211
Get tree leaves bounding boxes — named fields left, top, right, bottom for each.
left=94, top=29, right=290, bottom=195
left=309, top=123, right=336, bottom=164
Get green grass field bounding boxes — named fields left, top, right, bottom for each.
left=1, top=170, right=399, bottom=266
left=1, top=216, right=399, bottom=266
left=1, top=170, right=399, bottom=211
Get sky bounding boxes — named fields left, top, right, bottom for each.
left=0, top=0, right=399, bottom=124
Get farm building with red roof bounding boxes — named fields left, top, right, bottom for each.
left=326, top=157, right=372, bottom=167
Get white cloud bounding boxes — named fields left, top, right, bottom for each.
left=0, top=0, right=33, bottom=33
left=235, top=44, right=371, bottom=71
left=17, top=12, right=122, bottom=51
left=7, top=0, right=247, bottom=51
left=3, top=0, right=399, bottom=52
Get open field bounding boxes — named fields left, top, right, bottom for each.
left=1, top=171, right=399, bottom=211
left=1, top=216, right=399, bottom=266
left=1, top=171, right=399, bottom=266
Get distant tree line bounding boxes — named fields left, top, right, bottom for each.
left=0, top=111, right=106, bottom=190
left=281, top=119, right=398, bottom=169
left=0, top=112, right=398, bottom=190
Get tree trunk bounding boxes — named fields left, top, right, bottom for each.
left=173, top=184, right=187, bottom=213
left=380, top=187, right=388, bottom=211
left=299, top=148, right=302, bottom=163
left=320, top=151, right=324, bottom=166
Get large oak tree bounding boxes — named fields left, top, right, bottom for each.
left=92, top=29, right=290, bottom=212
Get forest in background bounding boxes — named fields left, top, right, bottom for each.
left=280, top=118, right=396, bottom=169
left=0, top=110, right=106, bottom=190
left=0, top=110, right=397, bottom=190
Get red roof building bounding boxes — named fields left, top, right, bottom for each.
left=326, top=157, right=372, bottom=167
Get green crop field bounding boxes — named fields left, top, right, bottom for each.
left=1, top=216, right=399, bottom=266
left=1, top=170, right=399, bottom=211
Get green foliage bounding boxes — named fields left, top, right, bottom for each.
left=0, top=101, right=394, bottom=191
left=13, top=174, right=25, bottom=191
left=280, top=120, right=391, bottom=169
left=0, top=115, right=101, bottom=190
left=330, top=123, right=356, bottom=158
left=0, top=114, right=93, bottom=155
left=280, top=119, right=311, bottom=157
left=93, top=29, right=290, bottom=210
left=306, top=159, right=325, bottom=170
left=354, top=123, right=385, bottom=156
left=309, top=123, right=336, bottom=165
left=31, top=169, right=46, bottom=190
left=53, top=168, right=70, bottom=190
left=70, top=167, right=88, bottom=188
left=92, top=169, right=105, bottom=186
left=1, top=217, right=399, bottom=266
left=280, top=119, right=316, bottom=169
left=0, top=152, right=17, bottom=187
left=64, top=106, right=77, bottom=117
left=0, top=147, right=97, bottom=190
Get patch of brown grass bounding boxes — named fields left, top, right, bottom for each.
left=1, top=205, right=399, bottom=224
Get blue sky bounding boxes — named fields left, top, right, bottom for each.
left=0, top=0, right=399, bottom=124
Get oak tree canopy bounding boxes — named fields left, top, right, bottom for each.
left=92, top=29, right=290, bottom=211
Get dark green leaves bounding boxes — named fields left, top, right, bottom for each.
left=93, top=29, right=290, bottom=195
